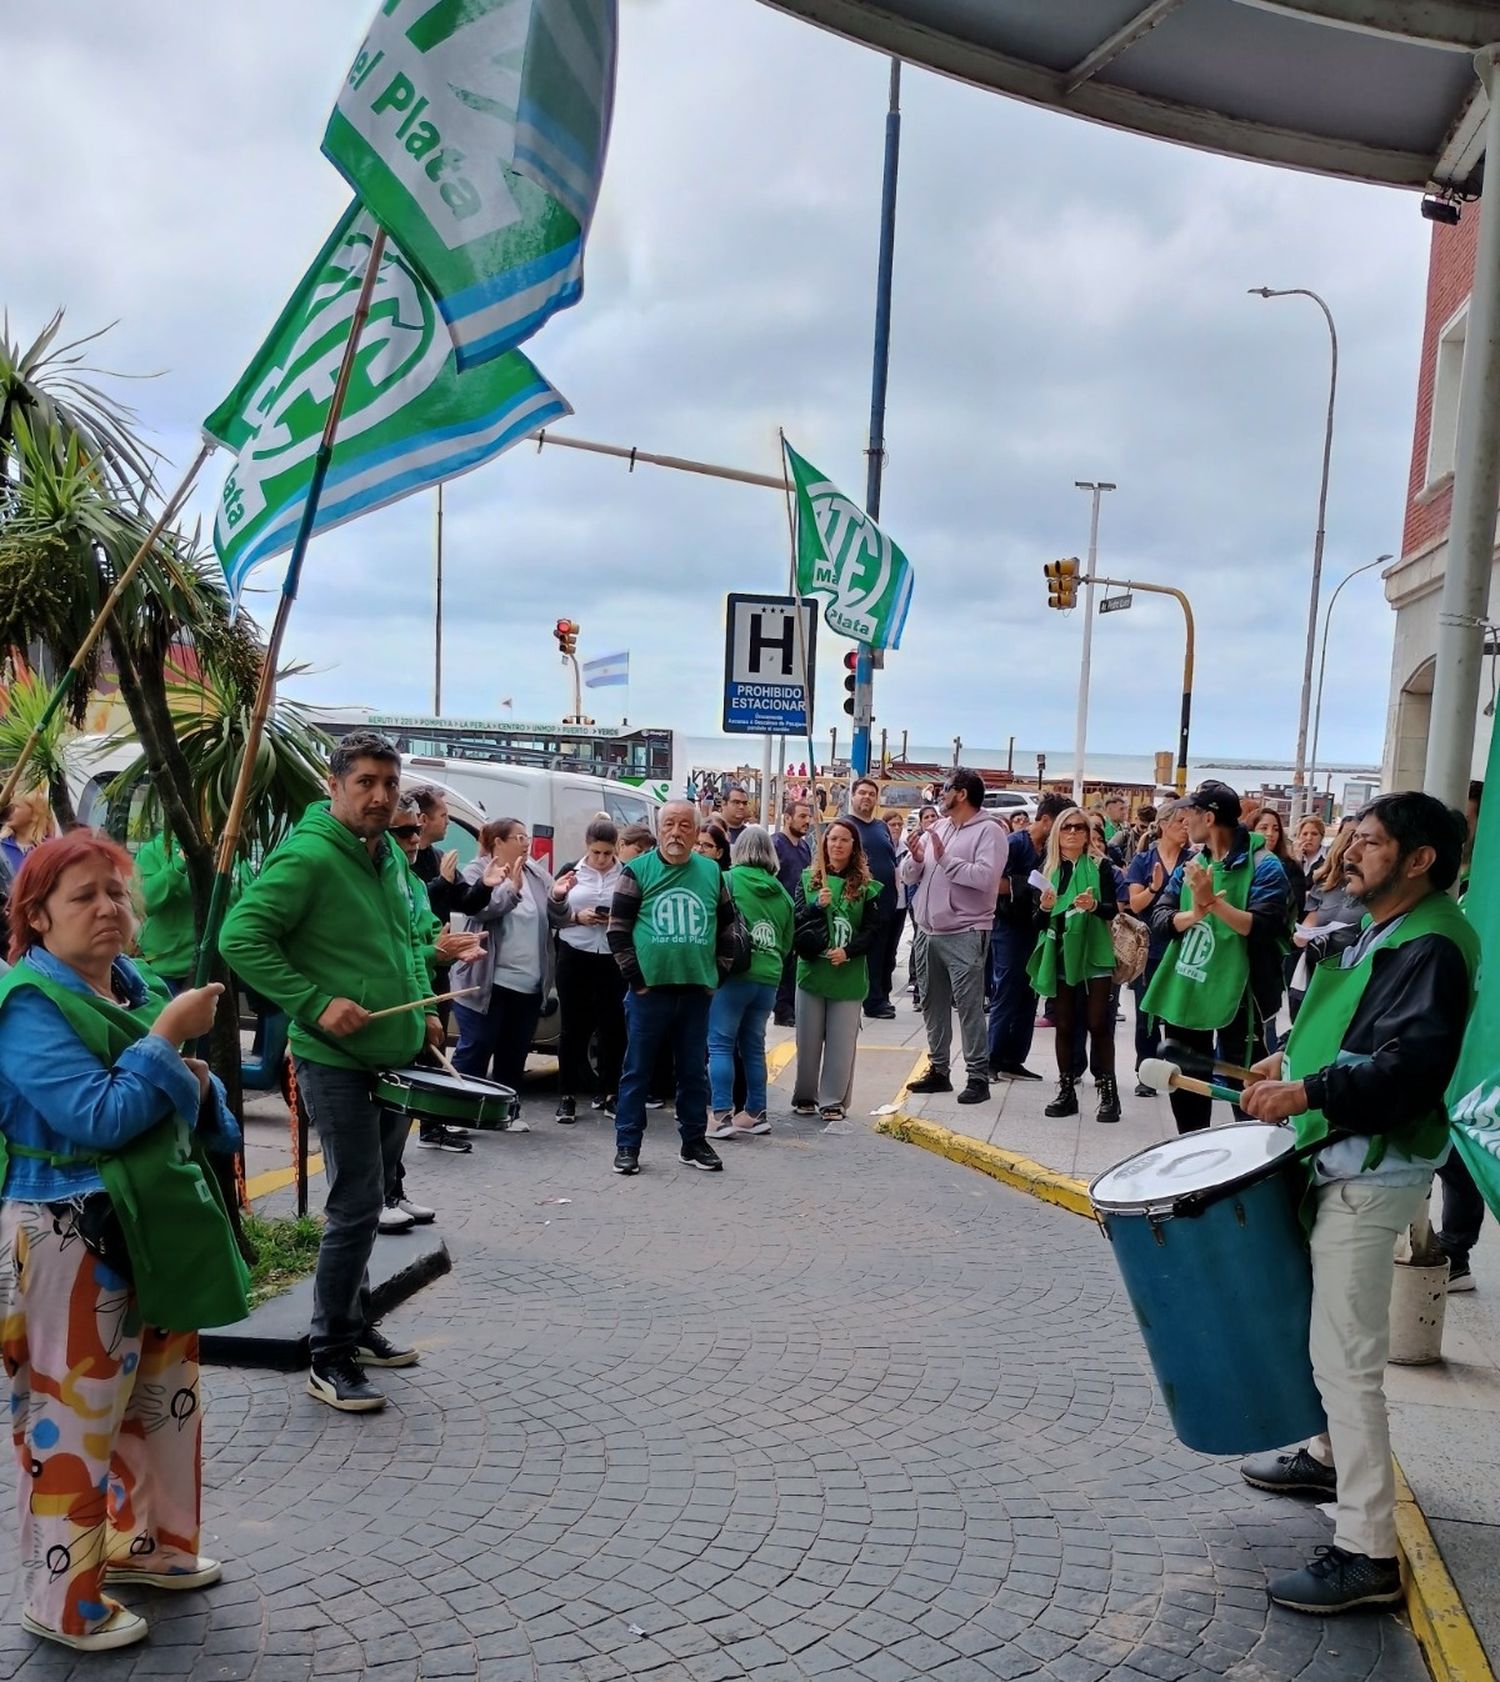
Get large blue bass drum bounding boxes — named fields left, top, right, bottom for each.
left=1090, top=1124, right=1327, bottom=1455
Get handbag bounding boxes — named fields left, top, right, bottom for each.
left=1110, top=911, right=1150, bottom=985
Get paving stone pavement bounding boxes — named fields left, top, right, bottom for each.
left=0, top=1112, right=1430, bottom=1682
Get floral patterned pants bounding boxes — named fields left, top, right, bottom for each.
left=1, top=1201, right=202, bottom=1636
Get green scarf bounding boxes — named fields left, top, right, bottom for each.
left=797, top=869, right=881, bottom=1002
left=1026, top=854, right=1116, bottom=995
left=0, top=962, right=250, bottom=1331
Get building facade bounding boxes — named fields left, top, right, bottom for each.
left=1386, top=207, right=1497, bottom=792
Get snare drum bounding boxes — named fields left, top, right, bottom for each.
left=374, top=1067, right=518, bottom=1131
left=1090, top=1124, right=1326, bottom=1455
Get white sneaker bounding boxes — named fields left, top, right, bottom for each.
left=735, top=1112, right=771, bottom=1135
left=395, top=1196, right=436, bottom=1225
left=109, top=1555, right=223, bottom=1590
left=378, top=1203, right=416, bottom=1234
left=707, top=1113, right=738, bottom=1140
left=23, top=1606, right=149, bottom=1651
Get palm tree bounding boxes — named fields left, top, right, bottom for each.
left=0, top=669, right=78, bottom=827
left=0, top=310, right=158, bottom=500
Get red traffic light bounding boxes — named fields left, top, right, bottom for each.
left=843, top=650, right=859, bottom=671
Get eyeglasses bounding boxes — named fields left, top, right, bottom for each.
left=1059, top=822, right=1089, bottom=833
left=390, top=825, right=421, bottom=839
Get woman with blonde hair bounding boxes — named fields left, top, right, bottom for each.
left=0, top=791, right=53, bottom=878
left=1288, top=817, right=1363, bottom=1020
left=1027, top=806, right=1121, bottom=1124
left=790, top=819, right=884, bottom=1122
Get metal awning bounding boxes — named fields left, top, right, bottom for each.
left=758, top=1, right=1500, bottom=196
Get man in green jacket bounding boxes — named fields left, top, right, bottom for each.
left=221, top=731, right=438, bottom=1413
left=135, top=833, right=196, bottom=988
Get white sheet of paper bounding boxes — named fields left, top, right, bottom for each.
left=1028, top=869, right=1050, bottom=891
left=1296, top=918, right=1358, bottom=939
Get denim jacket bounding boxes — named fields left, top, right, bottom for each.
left=0, top=948, right=239, bottom=1204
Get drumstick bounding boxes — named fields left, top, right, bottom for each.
left=431, top=1042, right=469, bottom=1086
left=362, top=986, right=482, bottom=1022
left=1158, top=1038, right=1256, bottom=1083
left=1139, top=1058, right=1242, bottom=1105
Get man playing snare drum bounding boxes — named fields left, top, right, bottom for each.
left=221, top=731, right=441, bottom=1413
left=1239, top=793, right=1477, bottom=1613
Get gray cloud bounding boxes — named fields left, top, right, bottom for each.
left=8, top=0, right=1429, bottom=772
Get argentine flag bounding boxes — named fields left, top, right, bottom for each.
left=583, top=650, right=629, bottom=688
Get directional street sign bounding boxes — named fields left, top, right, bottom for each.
left=723, top=593, right=818, bottom=735
left=1100, top=593, right=1134, bottom=614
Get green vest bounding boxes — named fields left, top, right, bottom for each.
left=628, top=850, right=722, bottom=988
left=1026, top=854, right=1116, bottom=994
left=1287, top=891, right=1479, bottom=1171
left=796, top=869, right=881, bottom=1002
left=0, top=964, right=251, bottom=1332
left=1141, top=835, right=1262, bottom=1031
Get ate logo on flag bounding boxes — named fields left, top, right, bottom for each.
left=806, top=483, right=901, bottom=642
left=222, top=230, right=445, bottom=539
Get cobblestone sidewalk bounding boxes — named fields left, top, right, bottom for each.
left=0, top=1113, right=1428, bottom=1681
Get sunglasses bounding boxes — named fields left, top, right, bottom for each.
left=390, top=824, right=422, bottom=839
left=1059, top=822, right=1089, bottom=833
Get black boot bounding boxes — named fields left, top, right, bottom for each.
left=1096, top=1075, right=1121, bottom=1125
left=1044, top=1076, right=1078, bottom=1118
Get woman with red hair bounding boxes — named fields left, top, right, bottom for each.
left=0, top=832, right=245, bottom=1653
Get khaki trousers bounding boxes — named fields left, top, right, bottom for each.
left=1305, top=1176, right=1430, bottom=1559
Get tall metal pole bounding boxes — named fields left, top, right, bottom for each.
left=1249, top=285, right=1338, bottom=820
left=434, top=484, right=444, bottom=715
left=1072, top=481, right=1114, bottom=804
left=1426, top=48, right=1500, bottom=807
left=853, top=57, right=902, bottom=778
left=1308, top=553, right=1391, bottom=799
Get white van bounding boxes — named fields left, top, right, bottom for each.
left=400, top=757, right=659, bottom=872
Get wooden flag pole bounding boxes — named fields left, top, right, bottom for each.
left=0, top=439, right=213, bottom=816
left=779, top=429, right=821, bottom=822
left=191, top=227, right=389, bottom=987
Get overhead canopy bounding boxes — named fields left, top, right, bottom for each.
left=759, top=0, right=1499, bottom=196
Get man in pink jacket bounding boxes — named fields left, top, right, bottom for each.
left=899, top=768, right=1006, bottom=1105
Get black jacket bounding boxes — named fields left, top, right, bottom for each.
left=1300, top=919, right=1472, bottom=1137
left=413, top=845, right=492, bottom=920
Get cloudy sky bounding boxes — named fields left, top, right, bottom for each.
left=9, top=0, right=1432, bottom=772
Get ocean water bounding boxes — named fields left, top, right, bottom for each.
left=685, top=735, right=1379, bottom=795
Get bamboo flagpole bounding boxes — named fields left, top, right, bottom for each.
left=778, top=430, right=821, bottom=821
left=0, top=440, right=213, bottom=815
left=190, top=227, right=389, bottom=987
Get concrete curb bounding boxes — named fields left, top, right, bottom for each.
left=876, top=1107, right=1494, bottom=1682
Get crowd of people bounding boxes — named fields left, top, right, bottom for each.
left=0, top=730, right=1490, bottom=1645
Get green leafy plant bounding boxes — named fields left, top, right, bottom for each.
left=240, top=1211, right=324, bottom=1307
left=0, top=669, right=77, bottom=826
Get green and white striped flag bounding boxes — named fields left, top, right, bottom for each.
left=1449, top=731, right=1500, bottom=1217
left=783, top=439, right=915, bottom=651
left=203, top=203, right=569, bottom=604
left=323, top=0, right=616, bottom=369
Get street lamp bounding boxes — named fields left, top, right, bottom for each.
left=1308, top=553, right=1392, bottom=805
left=1249, top=285, right=1339, bottom=820
left=1072, top=481, right=1115, bottom=805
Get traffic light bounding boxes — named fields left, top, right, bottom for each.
left=842, top=649, right=859, bottom=716
left=1044, top=557, right=1080, bottom=611
left=553, top=618, right=579, bottom=656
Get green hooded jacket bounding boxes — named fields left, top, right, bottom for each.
left=727, top=863, right=794, bottom=986
left=135, top=834, right=196, bottom=977
left=219, top=802, right=429, bottom=1071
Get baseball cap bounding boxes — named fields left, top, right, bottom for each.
left=1184, top=780, right=1241, bottom=827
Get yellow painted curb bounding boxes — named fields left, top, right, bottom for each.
left=245, top=1154, right=324, bottom=1205
left=1395, top=1459, right=1496, bottom=1682
left=876, top=1091, right=1491, bottom=1682
left=875, top=1110, right=1095, bottom=1221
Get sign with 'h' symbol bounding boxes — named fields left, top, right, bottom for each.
left=723, top=593, right=819, bottom=736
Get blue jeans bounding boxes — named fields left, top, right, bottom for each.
left=615, top=989, right=712, bottom=1151
left=453, top=985, right=544, bottom=1093
left=709, top=977, right=776, bottom=1114
left=986, top=920, right=1036, bottom=1069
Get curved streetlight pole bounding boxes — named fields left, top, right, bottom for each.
left=1307, top=553, right=1392, bottom=807
left=1249, top=285, right=1338, bottom=821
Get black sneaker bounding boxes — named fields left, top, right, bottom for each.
left=773, top=1013, right=795, bottom=1028
left=307, top=1354, right=385, bottom=1412
left=555, top=1096, right=577, bottom=1125
left=991, top=1064, right=1043, bottom=1082
left=418, top=1126, right=472, bottom=1153
left=645, top=1097, right=666, bottom=1111
left=864, top=1004, right=897, bottom=1020
left=1134, top=1082, right=1157, bottom=1098
left=1268, top=1546, right=1403, bottom=1613
left=355, top=1327, right=419, bottom=1369
left=613, top=1148, right=640, bottom=1176
left=679, top=1139, right=724, bottom=1172
left=1448, top=1261, right=1476, bottom=1293
left=956, top=1080, right=990, bottom=1105
left=1240, top=1446, right=1337, bottom=1496
left=907, top=1070, right=953, bottom=1094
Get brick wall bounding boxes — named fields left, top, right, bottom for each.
left=1402, top=207, right=1481, bottom=557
